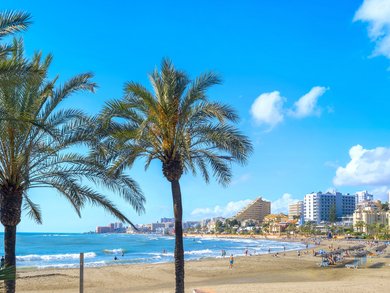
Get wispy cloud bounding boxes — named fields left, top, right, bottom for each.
left=231, top=173, right=252, bottom=185
left=288, top=86, right=328, bottom=118
left=271, top=193, right=300, bottom=214
left=354, top=0, right=390, bottom=59
left=190, top=199, right=252, bottom=219
left=368, top=186, right=390, bottom=201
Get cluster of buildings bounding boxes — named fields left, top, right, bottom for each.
left=288, top=190, right=390, bottom=233
left=95, top=190, right=389, bottom=236
left=95, top=222, right=126, bottom=233
left=126, top=218, right=200, bottom=235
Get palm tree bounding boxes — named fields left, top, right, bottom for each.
left=100, top=59, right=252, bottom=293
left=354, top=220, right=365, bottom=233
left=0, top=43, right=145, bottom=293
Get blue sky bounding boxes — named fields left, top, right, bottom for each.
left=1, top=0, right=390, bottom=232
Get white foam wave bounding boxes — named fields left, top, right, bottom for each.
left=17, top=252, right=96, bottom=262
left=185, top=249, right=213, bottom=255
left=42, top=234, right=71, bottom=237
left=103, top=249, right=123, bottom=254
left=37, top=260, right=106, bottom=269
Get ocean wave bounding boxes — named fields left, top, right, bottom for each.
left=37, top=260, right=106, bottom=269
left=42, top=234, right=71, bottom=237
left=103, top=249, right=124, bottom=254
left=17, top=252, right=96, bottom=262
left=185, top=249, right=213, bottom=255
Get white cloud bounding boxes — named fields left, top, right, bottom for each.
left=289, top=86, right=328, bottom=118
left=333, top=145, right=390, bottom=186
left=271, top=193, right=300, bottom=214
left=354, top=0, right=390, bottom=58
left=191, top=199, right=252, bottom=219
left=250, top=91, right=285, bottom=128
left=250, top=87, right=328, bottom=130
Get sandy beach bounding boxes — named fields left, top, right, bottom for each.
left=12, top=238, right=390, bottom=293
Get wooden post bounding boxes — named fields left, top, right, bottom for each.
left=80, top=252, right=84, bottom=293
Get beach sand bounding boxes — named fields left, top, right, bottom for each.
left=14, top=239, right=390, bottom=293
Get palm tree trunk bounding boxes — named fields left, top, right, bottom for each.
left=0, top=186, right=23, bottom=293
left=171, top=179, right=184, bottom=293
left=3, top=225, right=16, bottom=292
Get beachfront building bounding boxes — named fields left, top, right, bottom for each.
left=234, top=197, right=271, bottom=223
left=263, top=213, right=289, bottom=234
left=288, top=201, right=304, bottom=220
left=96, top=222, right=126, bottom=233
left=352, top=206, right=389, bottom=233
left=263, top=213, right=289, bottom=224
left=304, top=191, right=355, bottom=224
left=355, top=190, right=373, bottom=205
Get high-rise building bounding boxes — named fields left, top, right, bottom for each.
left=288, top=201, right=304, bottom=220
left=304, top=191, right=355, bottom=224
left=234, top=197, right=271, bottom=222
left=355, top=190, right=373, bottom=205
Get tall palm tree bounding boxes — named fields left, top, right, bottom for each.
left=101, top=59, right=252, bottom=293
left=0, top=43, right=145, bottom=293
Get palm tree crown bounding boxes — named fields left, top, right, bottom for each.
left=102, top=58, right=252, bottom=183
left=0, top=41, right=145, bottom=226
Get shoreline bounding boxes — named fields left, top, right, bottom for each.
left=14, top=238, right=390, bottom=292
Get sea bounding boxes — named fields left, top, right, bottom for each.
left=0, top=233, right=307, bottom=269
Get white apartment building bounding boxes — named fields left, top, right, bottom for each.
left=355, top=190, right=373, bottom=205
left=304, top=191, right=355, bottom=224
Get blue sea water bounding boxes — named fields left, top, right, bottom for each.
left=0, top=233, right=306, bottom=269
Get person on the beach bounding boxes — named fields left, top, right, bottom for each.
left=268, top=248, right=271, bottom=254
left=229, top=254, right=234, bottom=269
left=245, top=249, right=248, bottom=256
left=0, top=256, right=4, bottom=268
left=297, top=250, right=301, bottom=257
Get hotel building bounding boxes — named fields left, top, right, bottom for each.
left=304, top=191, right=355, bottom=224
left=288, top=201, right=304, bottom=220
left=355, top=190, right=373, bottom=205
left=234, top=197, right=271, bottom=222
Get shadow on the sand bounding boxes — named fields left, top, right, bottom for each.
left=367, top=262, right=386, bottom=269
